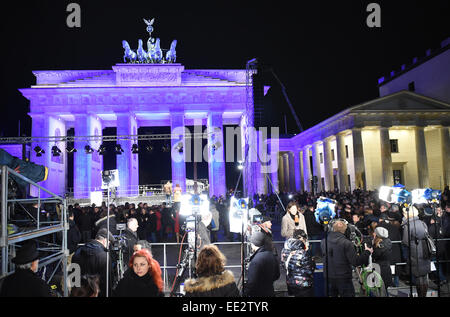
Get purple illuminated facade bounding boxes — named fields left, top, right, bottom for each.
left=19, top=64, right=263, bottom=198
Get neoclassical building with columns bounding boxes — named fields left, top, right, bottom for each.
left=269, top=91, right=450, bottom=193
left=268, top=40, right=450, bottom=193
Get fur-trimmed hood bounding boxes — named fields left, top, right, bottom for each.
left=184, top=270, right=235, bottom=293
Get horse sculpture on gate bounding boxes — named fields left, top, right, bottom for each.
left=122, top=40, right=137, bottom=63
left=137, top=39, right=149, bottom=63
left=166, top=40, right=177, bottom=63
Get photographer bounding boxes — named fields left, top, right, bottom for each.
left=321, top=219, right=372, bottom=297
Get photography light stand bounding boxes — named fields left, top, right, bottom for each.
left=431, top=202, right=441, bottom=297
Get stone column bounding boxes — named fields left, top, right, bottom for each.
left=439, top=126, right=450, bottom=187
left=278, top=153, right=285, bottom=192
left=379, top=126, right=393, bottom=186
left=302, top=146, right=312, bottom=192
left=30, top=114, right=48, bottom=197
left=269, top=143, right=279, bottom=193
left=311, top=142, right=323, bottom=192
left=288, top=151, right=296, bottom=192
left=414, top=126, right=429, bottom=188
left=170, top=112, right=187, bottom=193
left=352, top=128, right=366, bottom=189
left=336, top=132, right=349, bottom=192
left=73, top=114, right=101, bottom=199
left=294, top=150, right=302, bottom=192
left=323, top=137, right=334, bottom=191
left=116, top=113, right=139, bottom=197
left=207, top=112, right=226, bottom=197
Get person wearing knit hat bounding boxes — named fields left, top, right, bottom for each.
left=372, top=225, right=393, bottom=292
left=0, top=240, right=53, bottom=297
left=244, top=231, right=280, bottom=297
left=374, top=226, right=389, bottom=239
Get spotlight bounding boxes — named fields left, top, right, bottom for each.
left=212, top=141, right=222, bottom=154
left=145, top=144, right=154, bottom=152
left=115, top=144, right=124, bottom=155
left=34, top=146, right=45, bottom=157
left=97, top=144, right=107, bottom=155
left=175, top=142, right=183, bottom=153
left=237, top=161, right=244, bottom=170
left=162, top=143, right=170, bottom=153
left=131, top=144, right=139, bottom=154
left=84, top=145, right=94, bottom=154
left=66, top=146, right=77, bottom=153
left=51, top=145, right=61, bottom=156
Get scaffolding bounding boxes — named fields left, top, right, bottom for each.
left=0, top=165, right=68, bottom=296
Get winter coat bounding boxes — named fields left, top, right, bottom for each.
left=67, top=219, right=82, bottom=254
left=303, top=209, right=324, bottom=236
left=244, top=245, right=280, bottom=297
left=78, top=211, right=92, bottom=232
left=72, top=239, right=112, bottom=297
left=0, top=269, right=53, bottom=297
left=184, top=270, right=240, bottom=297
left=377, top=221, right=402, bottom=264
left=281, top=212, right=307, bottom=239
left=281, top=238, right=315, bottom=290
left=321, top=231, right=370, bottom=279
left=402, top=217, right=431, bottom=277
left=372, top=238, right=393, bottom=287
left=113, top=269, right=162, bottom=297
left=427, top=217, right=448, bottom=259
left=122, top=229, right=138, bottom=266
left=147, top=212, right=157, bottom=233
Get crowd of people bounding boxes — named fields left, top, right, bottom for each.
left=1, top=185, right=450, bottom=297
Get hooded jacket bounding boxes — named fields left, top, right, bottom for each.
left=321, top=231, right=370, bottom=279
left=184, top=270, right=240, bottom=297
left=281, top=238, right=315, bottom=289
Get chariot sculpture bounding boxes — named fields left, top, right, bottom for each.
left=122, top=17, right=177, bottom=64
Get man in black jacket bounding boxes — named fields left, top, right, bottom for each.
left=72, top=228, right=114, bottom=297
left=321, top=219, right=372, bottom=297
left=0, top=240, right=53, bottom=297
left=304, top=204, right=324, bottom=257
left=244, top=231, right=280, bottom=297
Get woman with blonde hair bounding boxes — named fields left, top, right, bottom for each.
left=184, top=244, right=240, bottom=297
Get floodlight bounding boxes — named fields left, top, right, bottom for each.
left=51, top=145, right=61, bottom=156
left=411, top=188, right=441, bottom=205
left=84, top=145, right=94, bottom=154
left=131, top=144, right=139, bottom=154
left=115, top=144, right=124, bottom=155
left=379, top=185, right=411, bottom=204
left=34, top=146, right=45, bottom=157
left=179, top=193, right=210, bottom=216
left=229, top=196, right=249, bottom=233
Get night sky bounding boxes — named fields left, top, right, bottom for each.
left=0, top=1, right=449, bottom=189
